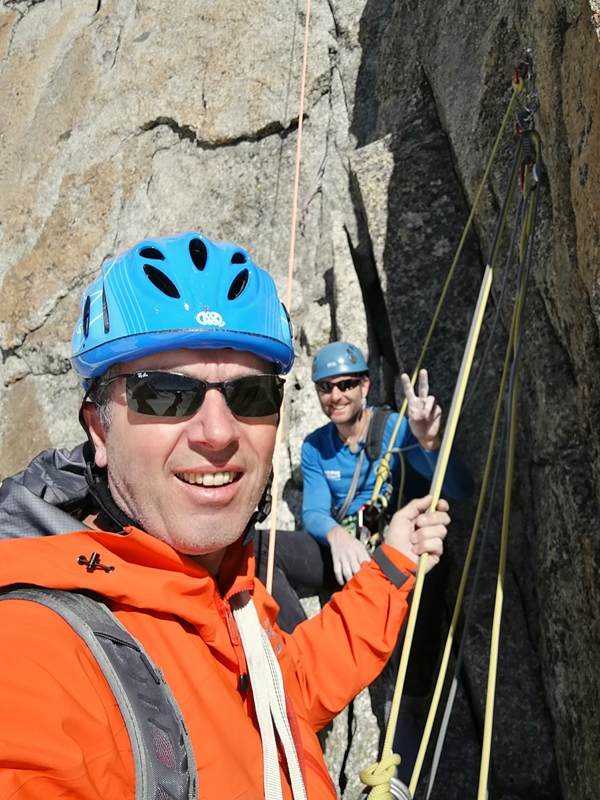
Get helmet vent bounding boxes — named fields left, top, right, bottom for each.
left=102, top=288, right=110, bottom=334
left=82, top=296, right=91, bottom=338
left=189, top=238, right=208, bottom=271
left=228, top=269, right=249, bottom=300
left=143, top=264, right=181, bottom=299
left=231, top=252, right=247, bottom=264
left=139, top=247, right=165, bottom=261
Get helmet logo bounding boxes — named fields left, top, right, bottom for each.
left=196, top=310, right=225, bottom=327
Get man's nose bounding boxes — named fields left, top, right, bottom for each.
left=185, top=388, right=239, bottom=450
left=330, top=384, right=344, bottom=400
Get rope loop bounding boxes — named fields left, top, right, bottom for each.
left=360, top=754, right=402, bottom=799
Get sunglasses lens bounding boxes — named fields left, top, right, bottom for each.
left=315, top=378, right=360, bottom=393
left=315, top=381, right=333, bottom=393
left=339, top=378, right=360, bottom=391
left=126, top=372, right=205, bottom=417
left=224, top=375, right=284, bottom=417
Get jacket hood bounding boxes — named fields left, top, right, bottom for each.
left=0, top=444, right=92, bottom=540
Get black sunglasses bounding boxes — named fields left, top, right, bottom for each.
left=99, top=371, right=285, bottom=418
left=315, top=377, right=363, bottom=394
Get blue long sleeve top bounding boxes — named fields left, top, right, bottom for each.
left=301, top=410, right=474, bottom=544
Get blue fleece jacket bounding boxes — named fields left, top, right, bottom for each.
left=301, top=410, right=473, bottom=543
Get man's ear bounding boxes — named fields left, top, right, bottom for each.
left=81, top=402, right=108, bottom=468
left=361, top=376, right=371, bottom=398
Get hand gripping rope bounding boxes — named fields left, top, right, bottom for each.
left=359, top=56, right=541, bottom=800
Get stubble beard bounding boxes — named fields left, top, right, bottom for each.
left=106, top=460, right=272, bottom=557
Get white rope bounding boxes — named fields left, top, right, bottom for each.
left=233, top=594, right=307, bottom=800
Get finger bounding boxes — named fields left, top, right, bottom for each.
left=424, top=553, right=440, bottom=572
left=350, top=543, right=370, bottom=574
left=415, top=511, right=451, bottom=529
left=415, top=495, right=449, bottom=515
left=333, top=556, right=345, bottom=586
left=342, top=554, right=355, bottom=584
left=422, top=394, right=435, bottom=417
left=401, top=373, right=416, bottom=402
left=418, top=369, right=429, bottom=401
left=411, top=533, right=446, bottom=557
left=397, top=495, right=434, bottom=521
left=349, top=555, right=362, bottom=580
left=411, top=523, right=448, bottom=545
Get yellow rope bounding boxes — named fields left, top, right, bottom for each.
left=368, top=76, right=525, bottom=506
left=361, top=73, right=530, bottom=800
left=408, top=137, right=525, bottom=795
left=363, top=261, right=494, bottom=797
left=409, top=213, right=524, bottom=796
left=477, top=335, right=520, bottom=800
left=477, top=138, right=539, bottom=799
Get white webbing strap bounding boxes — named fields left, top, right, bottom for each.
left=232, top=593, right=307, bottom=800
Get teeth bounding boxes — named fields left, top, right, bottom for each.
left=177, top=471, right=237, bottom=486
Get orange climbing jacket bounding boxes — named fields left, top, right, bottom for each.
left=0, top=521, right=415, bottom=799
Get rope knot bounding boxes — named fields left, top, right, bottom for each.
left=359, top=753, right=401, bottom=799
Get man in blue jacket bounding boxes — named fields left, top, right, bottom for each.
left=256, top=341, right=472, bottom=784
left=257, top=341, right=473, bottom=628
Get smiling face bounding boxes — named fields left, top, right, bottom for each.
left=84, top=348, right=278, bottom=565
left=316, top=374, right=370, bottom=427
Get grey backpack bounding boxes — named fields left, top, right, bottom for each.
left=0, top=586, right=197, bottom=800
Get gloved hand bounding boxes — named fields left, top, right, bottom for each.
left=326, top=525, right=371, bottom=585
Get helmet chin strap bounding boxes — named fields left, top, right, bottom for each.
left=242, top=473, right=273, bottom=546
left=81, top=440, right=144, bottom=533
left=78, top=393, right=142, bottom=533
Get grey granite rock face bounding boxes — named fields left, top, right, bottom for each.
left=1, top=0, right=599, bottom=798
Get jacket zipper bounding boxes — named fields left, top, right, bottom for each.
left=305, top=750, right=338, bottom=799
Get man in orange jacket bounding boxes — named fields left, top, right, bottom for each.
left=0, top=232, right=449, bottom=800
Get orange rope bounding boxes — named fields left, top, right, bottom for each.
left=265, top=0, right=312, bottom=594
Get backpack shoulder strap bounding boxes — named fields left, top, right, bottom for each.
left=0, top=586, right=198, bottom=800
left=365, top=406, right=394, bottom=462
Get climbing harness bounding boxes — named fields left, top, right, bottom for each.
left=333, top=406, right=394, bottom=528
left=359, top=53, right=542, bottom=800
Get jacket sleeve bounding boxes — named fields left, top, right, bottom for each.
left=301, top=436, right=338, bottom=544
left=0, top=600, right=134, bottom=799
left=400, top=424, right=474, bottom=501
left=275, top=544, right=416, bottom=731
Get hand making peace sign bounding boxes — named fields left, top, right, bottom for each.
left=401, top=369, right=442, bottom=451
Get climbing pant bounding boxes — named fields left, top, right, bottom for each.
left=254, top=528, right=339, bottom=633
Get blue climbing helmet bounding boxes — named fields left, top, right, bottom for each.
left=312, top=342, right=368, bottom=382
left=71, top=232, right=295, bottom=389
